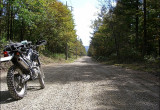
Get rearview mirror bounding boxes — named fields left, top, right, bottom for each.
left=36, top=40, right=47, bottom=46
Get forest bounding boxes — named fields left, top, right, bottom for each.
left=0, top=0, right=86, bottom=59
left=88, top=0, right=160, bottom=63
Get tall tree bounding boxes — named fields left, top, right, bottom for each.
left=135, top=0, right=139, bottom=48
left=7, top=0, right=10, bottom=40
left=143, top=0, right=147, bottom=56
left=89, top=0, right=160, bottom=61
left=0, top=0, right=2, bottom=40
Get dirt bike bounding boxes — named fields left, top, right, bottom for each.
left=0, top=40, right=46, bottom=100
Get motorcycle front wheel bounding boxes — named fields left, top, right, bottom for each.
left=7, top=66, right=27, bottom=100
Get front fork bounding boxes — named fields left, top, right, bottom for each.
left=36, top=57, right=41, bottom=67
left=36, top=57, right=45, bottom=78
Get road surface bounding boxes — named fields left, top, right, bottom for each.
left=0, top=56, right=160, bottom=110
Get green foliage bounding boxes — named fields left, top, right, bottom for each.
left=0, top=0, right=85, bottom=59
left=42, top=49, right=65, bottom=59
left=89, top=0, right=160, bottom=62
left=0, top=37, right=8, bottom=51
left=0, top=37, right=7, bottom=44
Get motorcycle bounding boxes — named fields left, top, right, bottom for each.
left=0, top=40, right=46, bottom=100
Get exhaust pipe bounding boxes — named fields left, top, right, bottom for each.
left=17, top=57, right=30, bottom=70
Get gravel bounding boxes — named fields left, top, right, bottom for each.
left=0, top=56, right=159, bottom=110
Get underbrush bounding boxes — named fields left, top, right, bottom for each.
left=94, top=56, right=160, bottom=77
left=40, top=50, right=78, bottom=64
left=39, top=54, right=78, bottom=64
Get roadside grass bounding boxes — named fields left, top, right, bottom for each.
left=99, top=59, right=160, bottom=77
left=40, top=49, right=79, bottom=64
left=40, top=53, right=65, bottom=64
left=40, top=53, right=78, bottom=64
left=114, top=63, right=160, bottom=73
left=65, top=56, right=79, bottom=63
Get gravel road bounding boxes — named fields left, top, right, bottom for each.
left=0, top=56, right=160, bottom=110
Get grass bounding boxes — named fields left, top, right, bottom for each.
left=101, top=59, right=160, bottom=77
left=40, top=53, right=78, bottom=65
left=40, top=49, right=79, bottom=64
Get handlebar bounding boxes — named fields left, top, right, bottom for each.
left=4, top=40, right=47, bottom=51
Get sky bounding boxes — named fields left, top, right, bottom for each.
left=59, top=0, right=100, bottom=46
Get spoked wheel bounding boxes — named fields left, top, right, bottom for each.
left=38, top=66, right=45, bottom=89
left=7, top=66, right=27, bottom=100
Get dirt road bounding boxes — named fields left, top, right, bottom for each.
left=0, top=56, right=160, bottom=110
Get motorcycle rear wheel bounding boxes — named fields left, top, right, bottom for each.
left=7, top=66, right=27, bottom=100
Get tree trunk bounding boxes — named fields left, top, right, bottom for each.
left=29, top=29, right=32, bottom=41
left=115, top=35, right=119, bottom=58
left=135, top=0, right=139, bottom=48
left=20, top=20, right=24, bottom=41
left=159, top=38, right=160, bottom=57
left=156, top=0, right=160, bottom=57
left=7, top=1, right=10, bottom=40
left=10, top=6, right=13, bottom=40
left=65, top=43, right=68, bottom=60
left=113, top=30, right=119, bottom=60
left=0, top=0, right=2, bottom=40
left=143, top=0, right=147, bottom=56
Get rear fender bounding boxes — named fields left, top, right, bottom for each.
left=0, top=56, right=13, bottom=62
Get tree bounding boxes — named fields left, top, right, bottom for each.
left=143, top=0, right=147, bottom=56
left=89, top=0, right=160, bottom=61
left=0, top=0, right=82, bottom=58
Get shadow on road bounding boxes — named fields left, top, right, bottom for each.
left=43, top=59, right=160, bottom=110
left=94, top=81, right=159, bottom=110
left=0, top=91, right=16, bottom=104
left=0, top=86, right=42, bottom=104
left=43, top=64, right=109, bottom=84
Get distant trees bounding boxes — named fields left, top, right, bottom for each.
left=0, top=0, right=86, bottom=57
left=88, top=0, right=160, bottom=62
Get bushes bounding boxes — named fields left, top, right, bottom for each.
left=0, top=37, right=8, bottom=52
left=42, top=49, right=65, bottom=59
